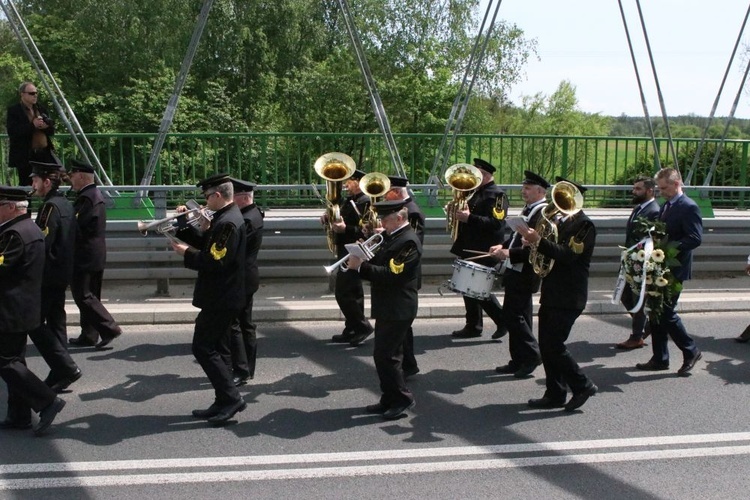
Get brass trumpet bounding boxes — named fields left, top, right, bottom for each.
left=315, top=152, right=356, bottom=253
left=323, top=233, right=383, bottom=275
left=359, top=171, right=391, bottom=234
left=444, top=163, right=482, bottom=241
left=137, top=202, right=213, bottom=237
left=528, top=181, right=583, bottom=277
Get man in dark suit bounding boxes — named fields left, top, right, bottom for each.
left=5, top=82, right=56, bottom=186
left=449, top=158, right=509, bottom=339
left=348, top=199, right=422, bottom=420
left=384, top=176, right=425, bottom=377
left=226, top=178, right=264, bottom=387
left=489, top=171, right=549, bottom=379
left=67, top=159, right=122, bottom=349
left=516, top=177, right=598, bottom=411
left=323, top=170, right=374, bottom=346
left=616, top=175, right=660, bottom=350
left=172, top=173, right=248, bottom=425
left=636, top=168, right=703, bottom=376
left=28, top=161, right=82, bottom=393
left=0, top=187, right=66, bottom=436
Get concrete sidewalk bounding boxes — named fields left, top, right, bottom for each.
left=71, top=274, right=750, bottom=326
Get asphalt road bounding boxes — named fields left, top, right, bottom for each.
left=2, top=312, right=750, bottom=499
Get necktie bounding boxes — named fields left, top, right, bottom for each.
left=628, top=205, right=642, bottom=226
left=660, top=201, right=671, bottom=221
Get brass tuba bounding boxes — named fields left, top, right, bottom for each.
left=315, top=152, right=356, bottom=253
left=528, top=180, right=584, bottom=277
left=444, top=163, right=483, bottom=241
left=359, top=172, right=391, bottom=234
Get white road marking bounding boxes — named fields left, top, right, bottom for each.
left=3, top=432, right=750, bottom=489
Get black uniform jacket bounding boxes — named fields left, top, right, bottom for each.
left=501, top=203, right=545, bottom=295
left=358, top=224, right=422, bottom=321
left=241, top=203, right=264, bottom=296
left=660, top=194, right=702, bottom=282
left=625, top=198, right=660, bottom=247
left=36, top=190, right=76, bottom=288
left=537, top=211, right=597, bottom=310
left=0, top=213, right=45, bottom=333
left=73, top=183, right=107, bottom=272
left=335, top=191, right=368, bottom=258
left=403, top=197, right=425, bottom=244
left=450, top=181, right=509, bottom=267
left=183, top=203, right=246, bottom=312
left=5, top=102, right=56, bottom=169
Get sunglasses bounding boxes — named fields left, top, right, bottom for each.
left=24, top=91, right=38, bottom=96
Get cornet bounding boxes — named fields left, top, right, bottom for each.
left=323, top=233, right=383, bottom=275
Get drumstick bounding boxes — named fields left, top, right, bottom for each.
left=463, top=249, right=490, bottom=255
left=463, top=253, right=492, bottom=261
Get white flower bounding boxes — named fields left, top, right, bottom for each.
left=655, top=277, right=669, bottom=287
left=633, top=274, right=642, bottom=283
left=629, top=251, right=639, bottom=261
left=636, top=250, right=646, bottom=261
left=645, top=276, right=653, bottom=285
left=651, top=249, right=665, bottom=263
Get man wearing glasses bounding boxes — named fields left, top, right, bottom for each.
left=5, top=82, right=56, bottom=186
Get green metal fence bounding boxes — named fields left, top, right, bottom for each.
left=2, top=132, right=748, bottom=208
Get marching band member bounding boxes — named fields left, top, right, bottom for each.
left=449, top=158, right=509, bottom=340
left=348, top=199, right=422, bottom=420
left=516, top=177, right=598, bottom=411
left=171, top=173, right=247, bottom=425
left=489, top=171, right=549, bottom=379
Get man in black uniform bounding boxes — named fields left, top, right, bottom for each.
left=5, top=82, right=56, bottom=186
left=517, top=177, right=598, bottom=412
left=489, top=171, right=549, bottom=379
left=615, top=175, right=660, bottom=350
left=348, top=199, right=422, bottom=420
left=385, top=176, right=425, bottom=377
left=67, top=159, right=122, bottom=349
left=171, top=173, right=247, bottom=425
left=0, top=187, right=66, bottom=436
left=450, top=158, right=509, bottom=339
left=226, top=178, right=264, bottom=386
left=28, top=161, right=82, bottom=392
left=324, top=170, right=374, bottom=346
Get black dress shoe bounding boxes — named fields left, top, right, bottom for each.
left=494, top=363, right=518, bottom=374
left=527, top=396, right=565, bottom=409
left=49, top=368, right=82, bottom=394
left=383, top=401, right=415, bottom=420
left=207, top=399, right=248, bottom=425
left=677, top=351, right=703, bottom=377
left=451, top=328, right=482, bottom=339
left=331, top=331, right=354, bottom=343
left=95, top=329, right=122, bottom=350
left=34, top=398, right=66, bottom=436
left=69, top=337, right=97, bottom=347
left=348, top=329, right=374, bottom=346
left=513, top=362, right=541, bottom=379
left=365, top=403, right=389, bottom=414
left=192, top=403, right=222, bottom=419
left=232, top=376, right=248, bottom=387
left=565, top=384, right=598, bottom=412
left=491, top=328, right=508, bottom=340
left=404, top=366, right=420, bottom=378
left=635, top=360, right=670, bottom=371
left=0, top=418, right=32, bottom=430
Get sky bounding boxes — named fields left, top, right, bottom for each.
left=482, top=0, right=750, bottom=118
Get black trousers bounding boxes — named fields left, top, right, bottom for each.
left=373, top=318, right=414, bottom=408
left=70, top=270, right=121, bottom=343
left=538, top=305, right=593, bottom=401
left=28, top=285, right=78, bottom=383
left=501, top=280, right=541, bottom=367
left=0, top=331, right=57, bottom=422
left=193, top=309, right=242, bottom=406
left=463, top=294, right=504, bottom=332
left=335, top=268, right=373, bottom=335
left=402, top=326, right=418, bottom=373
left=650, top=291, right=699, bottom=364
left=228, top=294, right=257, bottom=379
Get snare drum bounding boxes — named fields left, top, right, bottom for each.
left=447, top=259, right=497, bottom=300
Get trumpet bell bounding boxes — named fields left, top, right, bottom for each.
left=314, top=152, right=356, bottom=182
left=551, top=181, right=583, bottom=216
left=445, top=163, right=482, bottom=191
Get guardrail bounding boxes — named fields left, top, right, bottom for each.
left=106, top=211, right=749, bottom=295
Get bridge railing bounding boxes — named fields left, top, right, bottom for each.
left=2, top=132, right=748, bottom=208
